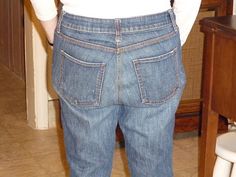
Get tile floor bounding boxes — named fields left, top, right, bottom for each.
left=0, top=63, right=199, bottom=177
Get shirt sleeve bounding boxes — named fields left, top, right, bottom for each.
left=173, top=0, right=201, bottom=45
left=30, top=0, right=58, bottom=21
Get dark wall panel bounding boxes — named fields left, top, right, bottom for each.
left=0, top=0, right=25, bottom=80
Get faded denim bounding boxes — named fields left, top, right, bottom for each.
left=52, top=9, right=186, bottom=177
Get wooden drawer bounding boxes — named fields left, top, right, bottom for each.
left=201, top=0, right=221, bottom=6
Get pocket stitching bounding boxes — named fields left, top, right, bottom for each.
left=133, top=48, right=180, bottom=104
left=59, top=50, right=106, bottom=106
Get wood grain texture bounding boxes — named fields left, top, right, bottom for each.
left=199, top=15, right=236, bottom=177
left=0, top=0, right=25, bottom=80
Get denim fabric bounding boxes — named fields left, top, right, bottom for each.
left=52, top=9, right=186, bottom=177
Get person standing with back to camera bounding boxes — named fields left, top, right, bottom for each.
left=30, top=0, right=201, bottom=176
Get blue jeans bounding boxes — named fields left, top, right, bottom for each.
left=52, top=9, right=186, bottom=177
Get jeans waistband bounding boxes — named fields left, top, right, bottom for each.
left=58, top=9, right=177, bottom=34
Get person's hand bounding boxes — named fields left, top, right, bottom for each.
left=40, top=16, right=58, bottom=45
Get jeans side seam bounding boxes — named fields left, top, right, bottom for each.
left=58, top=54, right=65, bottom=87
left=168, top=9, right=178, bottom=32
left=57, top=11, right=65, bottom=33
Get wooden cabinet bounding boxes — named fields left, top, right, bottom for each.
left=201, top=0, right=233, bottom=15
left=199, top=15, right=236, bottom=177
left=201, top=0, right=226, bottom=7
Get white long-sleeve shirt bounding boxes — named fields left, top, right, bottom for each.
left=30, top=0, right=201, bottom=45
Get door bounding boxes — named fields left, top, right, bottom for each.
left=0, top=0, right=25, bottom=80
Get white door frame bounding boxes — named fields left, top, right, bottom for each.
left=24, top=1, right=50, bottom=129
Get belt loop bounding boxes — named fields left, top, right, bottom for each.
left=115, top=19, right=121, bottom=43
left=168, top=9, right=178, bottom=32
left=56, top=10, right=65, bottom=33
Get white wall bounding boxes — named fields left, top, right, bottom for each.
left=234, top=0, right=236, bottom=14
left=24, top=0, right=51, bottom=129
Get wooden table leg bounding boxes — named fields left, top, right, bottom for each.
left=199, top=106, right=219, bottom=177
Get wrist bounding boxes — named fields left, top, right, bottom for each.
left=40, top=16, right=58, bottom=44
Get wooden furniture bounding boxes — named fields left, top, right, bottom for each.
left=173, top=0, right=233, bottom=133
left=199, top=15, right=236, bottom=177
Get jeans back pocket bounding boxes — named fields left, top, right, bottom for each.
left=133, top=48, right=180, bottom=104
left=58, top=50, right=106, bottom=106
